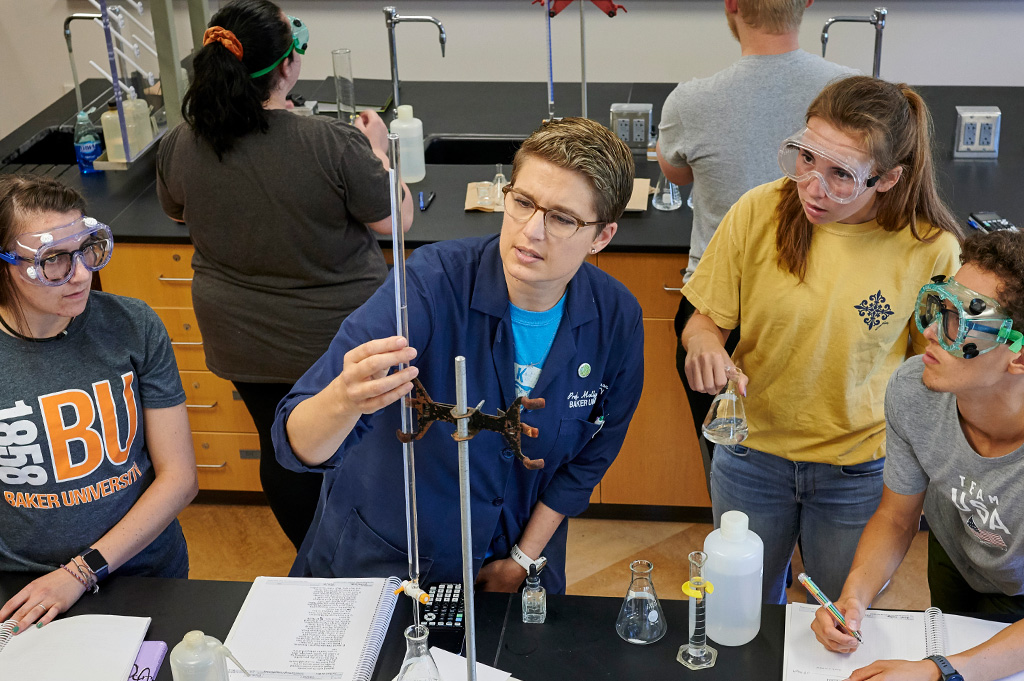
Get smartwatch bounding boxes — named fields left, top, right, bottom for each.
left=510, top=544, right=547, bottom=574
left=926, top=655, right=964, bottom=681
left=79, top=548, right=109, bottom=581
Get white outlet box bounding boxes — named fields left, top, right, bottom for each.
left=954, top=105, right=1000, bottom=159
left=610, top=103, right=652, bottom=153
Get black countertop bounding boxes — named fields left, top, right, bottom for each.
left=2, top=79, right=1022, bottom=253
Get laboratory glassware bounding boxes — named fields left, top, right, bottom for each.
left=522, top=564, right=547, bottom=623
left=392, top=625, right=442, bottom=681
left=679, top=551, right=718, bottom=669
left=704, top=510, right=763, bottom=646
left=652, top=172, right=683, bottom=211
left=702, top=365, right=748, bottom=446
left=615, top=559, right=667, bottom=644
left=332, top=48, right=357, bottom=125
left=490, top=164, right=508, bottom=203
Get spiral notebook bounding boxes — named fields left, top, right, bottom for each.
left=224, top=576, right=402, bottom=681
left=0, top=614, right=150, bottom=680
left=783, top=602, right=1024, bottom=681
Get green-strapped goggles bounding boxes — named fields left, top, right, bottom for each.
left=915, top=275, right=1024, bottom=359
left=250, top=15, right=308, bottom=79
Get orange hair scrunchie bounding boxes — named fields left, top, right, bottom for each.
left=203, top=26, right=244, bottom=61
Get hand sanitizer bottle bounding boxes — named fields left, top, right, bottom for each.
left=522, top=564, right=546, bottom=623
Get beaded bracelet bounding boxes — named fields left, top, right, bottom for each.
left=60, top=563, right=95, bottom=593
left=69, top=557, right=99, bottom=594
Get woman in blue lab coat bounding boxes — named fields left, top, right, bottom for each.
left=271, top=117, right=643, bottom=593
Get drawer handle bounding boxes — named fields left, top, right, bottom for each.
left=158, top=275, right=193, bottom=282
left=171, top=341, right=204, bottom=346
left=663, top=285, right=683, bottom=293
left=196, top=462, right=227, bottom=469
left=186, top=401, right=219, bottom=409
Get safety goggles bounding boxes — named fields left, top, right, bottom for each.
left=778, top=127, right=881, bottom=204
left=250, top=15, right=309, bottom=79
left=915, top=275, right=1024, bottom=359
left=0, top=216, right=113, bottom=286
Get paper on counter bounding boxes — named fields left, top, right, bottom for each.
left=623, top=177, right=651, bottom=212
left=429, top=646, right=512, bottom=681
left=464, top=183, right=505, bottom=213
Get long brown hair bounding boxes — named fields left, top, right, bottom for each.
left=775, top=76, right=963, bottom=281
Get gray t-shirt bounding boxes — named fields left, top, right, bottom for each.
left=658, top=50, right=857, bottom=278
left=884, top=356, right=1024, bottom=596
left=157, top=111, right=392, bottom=382
left=0, top=292, right=186, bottom=573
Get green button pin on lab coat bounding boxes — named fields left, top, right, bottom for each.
left=578, top=363, right=591, bottom=378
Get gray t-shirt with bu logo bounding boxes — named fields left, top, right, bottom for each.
left=883, top=355, right=1024, bottom=596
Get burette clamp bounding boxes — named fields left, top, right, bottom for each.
left=394, top=580, right=431, bottom=604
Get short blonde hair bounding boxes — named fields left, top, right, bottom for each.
left=737, top=0, right=806, bottom=34
left=511, top=117, right=635, bottom=224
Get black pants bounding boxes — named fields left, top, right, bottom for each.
left=232, top=381, right=323, bottom=550
left=928, top=531, right=1024, bottom=616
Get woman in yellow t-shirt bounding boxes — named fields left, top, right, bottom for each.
left=681, top=76, right=963, bottom=604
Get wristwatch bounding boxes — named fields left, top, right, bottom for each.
left=510, top=544, right=547, bottom=574
left=926, top=655, right=964, bottom=681
left=79, top=548, right=109, bottom=581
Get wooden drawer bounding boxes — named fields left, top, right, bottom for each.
left=193, top=431, right=262, bottom=492
left=154, top=307, right=206, bottom=371
left=101, top=243, right=195, bottom=307
left=598, top=252, right=686, bottom=320
left=181, top=371, right=257, bottom=433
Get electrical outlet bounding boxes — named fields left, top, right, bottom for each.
left=632, top=118, right=646, bottom=143
left=615, top=118, right=630, bottom=143
left=609, top=103, right=653, bottom=152
left=955, top=105, right=1000, bottom=159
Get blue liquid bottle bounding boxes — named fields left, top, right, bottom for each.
left=73, top=111, right=104, bottom=174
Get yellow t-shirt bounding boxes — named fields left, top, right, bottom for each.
left=683, top=178, right=961, bottom=465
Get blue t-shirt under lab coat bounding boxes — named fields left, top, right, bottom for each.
left=272, top=235, right=644, bottom=594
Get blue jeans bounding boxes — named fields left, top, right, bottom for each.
left=710, top=444, right=884, bottom=605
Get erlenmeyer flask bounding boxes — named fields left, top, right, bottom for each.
left=615, top=559, right=667, bottom=644
left=491, top=163, right=508, bottom=203
left=702, top=366, right=748, bottom=445
left=652, top=172, right=683, bottom=211
left=392, top=625, right=441, bottom=681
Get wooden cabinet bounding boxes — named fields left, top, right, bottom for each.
left=101, top=243, right=259, bottom=492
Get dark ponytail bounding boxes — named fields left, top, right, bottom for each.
left=181, top=0, right=292, bottom=160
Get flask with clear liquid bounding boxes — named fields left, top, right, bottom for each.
left=702, top=366, right=748, bottom=445
left=490, top=164, right=508, bottom=203
left=704, top=510, right=763, bottom=646
left=652, top=172, right=683, bottom=211
left=615, top=559, right=667, bottom=644
left=392, top=624, right=441, bottom=681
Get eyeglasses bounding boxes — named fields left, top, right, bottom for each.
left=501, top=185, right=605, bottom=239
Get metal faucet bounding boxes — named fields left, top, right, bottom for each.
left=64, top=13, right=103, bottom=113
left=383, top=6, right=446, bottom=113
left=821, top=7, right=887, bottom=78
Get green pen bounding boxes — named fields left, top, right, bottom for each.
left=798, top=572, right=864, bottom=643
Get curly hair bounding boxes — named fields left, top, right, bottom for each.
left=960, top=231, right=1024, bottom=331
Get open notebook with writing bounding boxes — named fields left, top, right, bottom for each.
left=224, top=576, right=402, bottom=681
left=0, top=614, right=150, bottom=680
left=784, top=602, right=1023, bottom=681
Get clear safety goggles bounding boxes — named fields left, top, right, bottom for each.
left=249, top=15, right=309, bottom=79
left=0, top=215, right=113, bottom=286
left=915, top=275, right=1024, bottom=359
left=778, top=127, right=881, bottom=204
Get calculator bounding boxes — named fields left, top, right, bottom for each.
left=423, top=583, right=464, bottom=631
left=968, top=211, right=1018, bottom=233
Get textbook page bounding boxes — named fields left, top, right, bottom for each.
left=225, top=576, right=396, bottom=680
left=783, top=603, right=928, bottom=681
left=0, top=614, right=149, bottom=680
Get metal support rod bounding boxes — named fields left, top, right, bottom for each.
left=150, top=0, right=185, bottom=128
left=389, top=133, right=422, bottom=626
left=64, top=13, right=103, bottom=113
left=99, top=0, right=132, bottom=159
left=454, top=356, right=479, bottom=681
left=186, top=0, right=211, bottom=53
left=579, top=0, right=587, bottom=118
left=384, top=7, right=447, bottom=115
left=545, top=1, right=555, bottom=120
left=821, top=7, right=887, bottom=78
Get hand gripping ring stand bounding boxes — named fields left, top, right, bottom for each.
left=387, top=134, right=546, bottom=681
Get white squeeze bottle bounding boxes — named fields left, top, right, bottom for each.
left=170, top=630, right=248, bottom=681
left=704, top=510, right=763, bottom=646
left=389, top=104, right=425, bottom=183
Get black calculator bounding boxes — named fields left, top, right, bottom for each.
left=969, top=211, right=1018, bottom=233
left=423, top=582, right=464, bottom=630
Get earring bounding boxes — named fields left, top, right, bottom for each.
left=590, top=248, right=596, bottom=254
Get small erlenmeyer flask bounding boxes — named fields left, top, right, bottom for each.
left=491, top=163, right=508, bottom=203
left=392, top=624, right=441, bottom=681
left=615, top=559, right=667, bottom=644
left=702, top=366, right=748, bottom=445
left=652, top=172, right=683, bottom=211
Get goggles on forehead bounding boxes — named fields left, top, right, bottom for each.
left=0, top=216, right=113, bottom=286
left=250, top=15, right=309, bottom=79
left=778, top=127, right=882, bottom=204
left=915, top=275, right=1024, bottom=359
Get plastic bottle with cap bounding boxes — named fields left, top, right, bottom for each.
left=169, top=630, right=248, bottom=681
left=389, top=104, right=426, bottom=183
left=703, top=510, right=763, bottom=646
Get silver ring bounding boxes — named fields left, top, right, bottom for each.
left=32, top=603, right=46, bottom=610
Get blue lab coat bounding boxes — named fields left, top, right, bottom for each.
left=272, top=235, right=644, bottom=593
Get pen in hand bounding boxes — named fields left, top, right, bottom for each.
left=798, top=572, right=864, bottom=644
